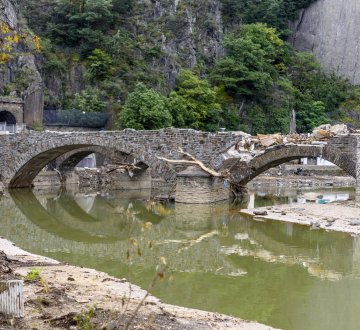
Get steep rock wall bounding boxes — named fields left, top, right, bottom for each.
left=0, top=0, right=44, bottom=125
left=31, top=0, right=225, bottom=107
left=291, top=0, right=360, bottom=84
left=135, top=0, right=224, bottom=87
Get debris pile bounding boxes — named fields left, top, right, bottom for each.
left=234, top=124, right=350, bottom=152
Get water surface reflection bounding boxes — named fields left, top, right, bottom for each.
left=1, top=187, right=359, bottom=330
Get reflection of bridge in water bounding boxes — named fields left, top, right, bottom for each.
left=1, top=188, right=360, bottom=280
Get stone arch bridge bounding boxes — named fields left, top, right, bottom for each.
left=0, top=129, right=358, bottom=188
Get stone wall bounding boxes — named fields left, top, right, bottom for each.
left=75, top=167, right=151, bottom=190
left=176, top=176, right=229, bottom=203
left=0, top=129, right=359, bottom=192
left=0, top=129, right=241, bottom=188
left=33, top=171, right=61, bottom=187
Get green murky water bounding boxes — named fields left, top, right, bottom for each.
left=0, top=187, right=359, bottom=330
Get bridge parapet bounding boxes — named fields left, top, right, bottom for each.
left=0, top=128, right=242, bottom=188
left=0, top=128, right=358, bottom=189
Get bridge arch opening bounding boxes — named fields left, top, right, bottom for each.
left=0, top=110, right=16, bottom=125
left=9, top=144, right=152, bottom=188
left=227, top=144, right=356, bottom=186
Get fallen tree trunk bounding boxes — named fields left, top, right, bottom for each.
left=157, top=148, right=221, bottom=177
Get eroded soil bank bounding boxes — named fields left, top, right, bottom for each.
left=241, top=200, right=360, bottom=235
left=0, top=238, right=276, bottom=330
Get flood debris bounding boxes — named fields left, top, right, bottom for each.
left=233, top=123, right=350, bottom=153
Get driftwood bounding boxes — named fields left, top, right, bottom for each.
left=157, top=148, right=221, bottom=177
left=106, top=164, right=141, bottom=177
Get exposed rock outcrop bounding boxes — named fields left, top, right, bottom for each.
left=0, top=0, right=17, bottom=29
left=290, top=0, right=360, bottom=84
left=139, top=0, right=224, bottom=87
left=0, top=0, right=44, bottom=125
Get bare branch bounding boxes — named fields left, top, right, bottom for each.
left=156, top=153, right=221, bottom=177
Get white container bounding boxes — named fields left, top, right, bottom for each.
left=0, top=280, right=24, bottom=317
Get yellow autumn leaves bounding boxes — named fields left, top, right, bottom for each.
left=0, top=21, right=41, bottom=63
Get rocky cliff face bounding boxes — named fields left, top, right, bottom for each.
left=17, top=0, right=225, bottom=108
left=135, top=0, right=224, bottom=87
left=291, top=0, right=360, bottom=84
left=0, top=0, right=44, bottom=125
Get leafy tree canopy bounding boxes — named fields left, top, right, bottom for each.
left=167, top=70, right=222, bottom=131
left=118, top=83, right=172, bottom=130
left=210, top=23, right=285, bottom=98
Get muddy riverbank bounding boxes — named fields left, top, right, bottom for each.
left=241, top=201, right=360, bottom=235
left=249, top=174, right=355, bottom=188
left=0, top=238, right=276, bottom=330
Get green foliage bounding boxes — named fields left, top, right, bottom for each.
left=336, top=86, right=360, bottom=128
left=287, top=52, right=349, bottom=132
left=73, top=306, right=95, bottom=330
left=211, top=23, right=285, bottom=98
left=20, top=0, right=357, bottom=132
left=167, top=70, right=222, bottom=131
left=86, top=48, right=114, bottom=82
left=118, top=83, right=172, bottom=130
left=47, top=0, right=114, bottom=54
left=25, top=268, right=41, bottom=281
left=72, top=87, right=107, bottom=112
left=296, top=100, right=329, bottom=132
left=220, top=0, right=317, bottom=36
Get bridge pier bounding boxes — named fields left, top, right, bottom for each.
left=175, top=166, right=230, bottom=204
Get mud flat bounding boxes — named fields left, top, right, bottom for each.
left=241, top=202, right=360, bottom=235
left=0, top=238, right=277, bottom=330
left=249, top=175, right=355, bottom=188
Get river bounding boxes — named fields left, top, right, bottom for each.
left=0, top=186, right=359, bottom=330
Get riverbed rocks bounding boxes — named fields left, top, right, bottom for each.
left=350, top=220, right=360, bottom=226
left=253, top=210, right=268, bottom=216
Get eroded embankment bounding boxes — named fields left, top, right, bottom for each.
left=0, top=238, right=277, bottom=330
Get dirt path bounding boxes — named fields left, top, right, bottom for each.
left=0, top=238, right=277, bottom=330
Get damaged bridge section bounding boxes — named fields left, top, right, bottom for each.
left=221, top=135, right=360, bottom=186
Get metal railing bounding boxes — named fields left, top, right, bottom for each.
left=0, top=122, right=26, bottom=134
left=43, top=109, right=111, bottom=128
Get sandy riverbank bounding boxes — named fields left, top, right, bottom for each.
left=0, top=238, right=277, bottom=330
left=241, top=201, right=360, bottom=235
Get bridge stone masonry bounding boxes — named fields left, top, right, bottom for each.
left=0, top=128, right=359, bottom=203
left=0, top=128, right=242, bottom=189
left=222, top=135, right=359, bottom=186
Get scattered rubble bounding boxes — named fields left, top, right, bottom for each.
left=232, top=124, right=350, bottom=153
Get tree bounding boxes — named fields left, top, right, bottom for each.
left=72, top=87, right=107, bottom=112
left=210, top=23, right=285, bottom=99
left=296, top=99, right=329, bottom=132
left=47, top=0, right=114, bottom=53
left=167, top=70, right=222, bottom=131
left=86, top=48, right=114, bottom=82
left=220, top=0, right=317, bottom=36
left=118, top=83, right=172, bottom=130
